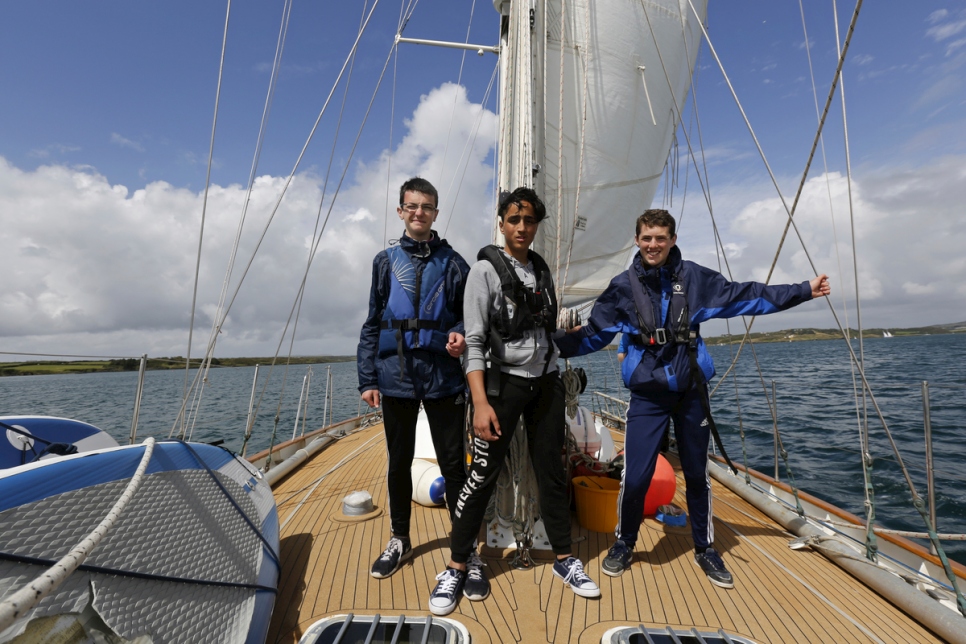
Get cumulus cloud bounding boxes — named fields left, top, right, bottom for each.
left=686, top=156, right=966, bottom=335
left=0, top=83, right=497, bottom=359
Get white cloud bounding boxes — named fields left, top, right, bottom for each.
left=926, top=18, right=966, bottom=42
left=0, top=83, right=497, bottom=359
left=944, top=37, right=966, bottom=56
left=682, top=157, right=966, bottom=335
left=110, top=133, right=145, bottom=152
left=851, top=53, right=874, bottom=66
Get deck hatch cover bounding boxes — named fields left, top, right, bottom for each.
left=298, top=613, right=468, bottom=644
left=603, top=625, right=759, bottom=644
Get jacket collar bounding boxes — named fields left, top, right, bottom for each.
left=633, top=244, right=683, bottom=280
left=399, top=230, right=446, bottom=258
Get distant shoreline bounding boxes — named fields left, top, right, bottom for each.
left=3, top=321, right=963, bottom=376
left=702, top=322, right=965, bottom=346
left=0, top=355, right=355, bottom=378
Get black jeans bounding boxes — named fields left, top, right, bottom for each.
left=449, top=371, right=572, bottom=564
left=381, top=394, right=467, bottom=538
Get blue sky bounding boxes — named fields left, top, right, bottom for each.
left=1, top=1, right=965, bottom=358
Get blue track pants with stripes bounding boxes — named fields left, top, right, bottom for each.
left=618, top=385, right=714, bottom=551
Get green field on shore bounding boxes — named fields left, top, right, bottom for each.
left=0, top=355, right=355, bottom=377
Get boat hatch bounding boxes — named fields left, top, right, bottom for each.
left=602, top=625, right=759, bottom=644
left=298, top=613, right=469, bottom=644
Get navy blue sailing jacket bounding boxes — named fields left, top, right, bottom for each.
left=554, top=246, right=813, bottom=393
left=357, top=232, right=470, bottom=400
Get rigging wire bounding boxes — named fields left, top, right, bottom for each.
left=193, top=0, right=384, bottom=380
left=258, top=0, right=372, bottom=453
left=442, top=60, right=501, bottom=239
left=439, top=0, right=478, bottom=192
left=799, top=0, right=869, bottom=531
left=559, top=0, right=593, bottom=299
left=553, top=0, right=568, bottom=284
left=183, top=0, right=297, bottom=442
left=179, top=0, right=233, bottom=438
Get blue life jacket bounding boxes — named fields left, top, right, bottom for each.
left=378, top=245, right=454, bottom=366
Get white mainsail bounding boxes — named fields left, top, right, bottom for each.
left=495, top=0, right=707, bottom=305
left=486, top=0, right=708, bottom=555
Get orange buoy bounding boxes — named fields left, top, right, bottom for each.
left=643, top=454, right=676, bottom=516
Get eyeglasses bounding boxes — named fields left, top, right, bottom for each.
left=400, top=203, right=438, bottom=215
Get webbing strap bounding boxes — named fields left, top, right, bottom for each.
left=685, top=338, right=737, bottom=475
left=380, top=319, right=442, bottom=331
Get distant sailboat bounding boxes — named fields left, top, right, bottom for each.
left=884, top=330, right=894, bottom=338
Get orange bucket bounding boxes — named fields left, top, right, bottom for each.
left=572, top=476, right=620, bottom=533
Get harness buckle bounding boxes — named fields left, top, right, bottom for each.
left=654, top=328, right=668, bottom=345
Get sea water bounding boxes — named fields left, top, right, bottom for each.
left=1, top=334, right=963, bottom=566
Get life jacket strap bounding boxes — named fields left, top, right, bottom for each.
left=684, top=331, right=737, bottom=475
left=380, top=319, right=442, bottom=331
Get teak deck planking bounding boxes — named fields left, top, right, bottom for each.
left=267, top=423, right=944, bottom=643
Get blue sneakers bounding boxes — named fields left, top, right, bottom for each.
left=552, top=557, right=600, bottom=598
left=429, top=568, right=467, bottom=615
left=370, top=536, right=412, bottom=578
left=463, top=550, right=490, bottom=601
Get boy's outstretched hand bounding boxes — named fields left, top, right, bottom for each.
left=810, top=274, right=831, bottom=298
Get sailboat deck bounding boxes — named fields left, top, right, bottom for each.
left=267, top=422, right=943, bottom=643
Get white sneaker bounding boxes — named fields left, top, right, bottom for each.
left=552, top=556, right=600, bottom=598
left=429, top=568, right=467, bottom=616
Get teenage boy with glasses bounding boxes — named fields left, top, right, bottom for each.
left=357, top=177, right=476, bottom=581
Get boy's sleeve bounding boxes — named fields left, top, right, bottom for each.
left=357, top=254, right=387, bottom=393
left=554, top=276, right=626, bottom=358
left=446, top=253, right=471, bottom=336
left=462, top=263, right=493, bottom=374
left=688, top=264, right=812, bottom=324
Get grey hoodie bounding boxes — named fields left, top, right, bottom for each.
left=463, top=248, right=560, bottom=378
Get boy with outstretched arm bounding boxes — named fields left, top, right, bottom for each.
left=554, top=209, right=830, bottom=588
left=357, top=177, right=475, bottom=581
left=427, top=187, right=600, bottom=616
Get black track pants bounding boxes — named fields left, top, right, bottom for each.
left=381, top=394, right=467, bottom=537
left=448, top=372, right=572, bottom=564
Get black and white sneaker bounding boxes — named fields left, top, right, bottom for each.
left=552, top=557, right=601, bottom=598
left=694, top=547, right=734, bottom=589
left=429, top=568, right=467, bottom=616
left=463, top=550, right=490, bottom=601
left=601, top=539, right=633, bottom=577
left=370, top=536, right=412, bottom=579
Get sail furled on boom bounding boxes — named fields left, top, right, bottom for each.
left=495, top=0, right=707, bottom=306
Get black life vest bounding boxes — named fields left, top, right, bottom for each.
left=478, top=245, right=558, bottom=385
left=477, top=245, right=558, bottom=342
left=626, top=267, right=690, bottom=348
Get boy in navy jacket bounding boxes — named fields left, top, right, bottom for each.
left=357, top=177, right=471, bottom=580
left=555, top=209, right=830, bottom=588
